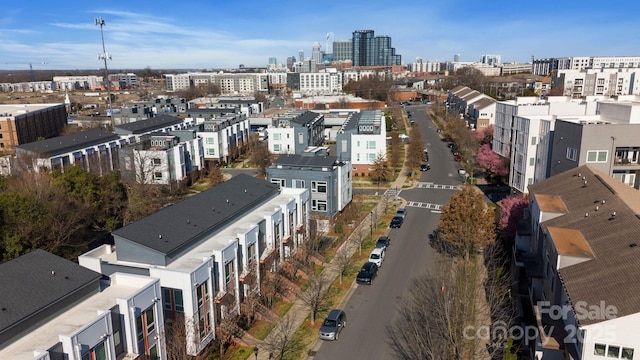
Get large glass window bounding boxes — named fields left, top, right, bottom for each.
left=566, top=147, right=578, bottom=161
left=197, top=281, right=211, bottom=339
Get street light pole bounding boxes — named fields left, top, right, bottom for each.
left=370, top=210, right=373, bottom=237
left=95, top=17, right=113, bottom=127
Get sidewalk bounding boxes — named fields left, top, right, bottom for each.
left=246, top=166, right=411, bottom=360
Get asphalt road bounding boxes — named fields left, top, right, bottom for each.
left=311, top=104, right=465, bottom=359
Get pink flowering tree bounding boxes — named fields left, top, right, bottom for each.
left=474, top=125, right=494, bottom=145
left=477, top=143, right=509, bottom=183
left=498, top=195, right=529, bottom=240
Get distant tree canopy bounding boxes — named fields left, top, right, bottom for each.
left=342, top=74, right=393, bottom=101
left=440, top=67, right=486, bottom=91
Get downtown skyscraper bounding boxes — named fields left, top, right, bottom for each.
left=351, top=30, right=401, bottom=67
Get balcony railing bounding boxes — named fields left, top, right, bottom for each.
left=614, top=157, right=640, bottom=166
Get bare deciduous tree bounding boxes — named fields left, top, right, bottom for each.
left=351, top=227, right=367, bottom=255
left=264, top=314, right=305, bottom=360
left=332, top=248, right=352, bottom=284
left=298, top=273, right=330, bottom=325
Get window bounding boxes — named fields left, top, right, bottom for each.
left=270, top=178, right=285, bottom=187
left=82, top=341, right=107, bottom=360
left=154, top=172, right=163, bottom=179
left=566, top=147, right=578, bottom=161
left=529, top=157, right=535, bottom=166
left=153, top=158, right=161, bottom=165
left=608, top=345, right=620, bottom=358
left=224, top=261, right=234, bottom=292
left=162, top=288, right=184, bottom=317
left=341, top=140, right=347, bottom=153
left=622, top=347, right=634, bottom=359
left=311, top=181, right=327, bottom=193
left=293, top=179, right=305, bottom=188
left=273, top=133, right=281, bottom=140
left=136, top=305, right=157, bottom=357
left=366, top=141, right=376, bottom=149
left=531, top=136, right=537, bottom=145
left=367, top=153, right=376, bottom=162
left=197, top=281, right=211, bottom=338
left=312, top=199, right=327, bottom=211
left=206, top=137, right=215, bottom=144
left=587, top=150, right=608, bottom=163
left=207, top=148, right=215, bottom=156
left=273, top=144, right=281, bottom=152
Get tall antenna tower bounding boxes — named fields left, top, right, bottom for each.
left=95, top=17, right=113, bottom=126
left=325, top=32, right=334, bottom=54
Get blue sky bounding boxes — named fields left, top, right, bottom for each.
left=1, top=0, right=639, bottom=71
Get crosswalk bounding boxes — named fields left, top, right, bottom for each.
left=416, top=182, right=460, bottom=190
left=406, top=201, right=442, bottom=211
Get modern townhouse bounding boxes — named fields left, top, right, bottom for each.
left=0, top=249, right=166, bottom=360
left=113, top=115, right=195, bottom=143
left=266, top=147, right=352, bottom=218
left=267, top=110, right=325, bottom=155
left=549, top=98, right=640, bottom=189
left=79, top=174, right=310, bottom=356
left=189, top=97, right=264, bottom=118
left=447, top=86, right=484, bottom=117
left=193, top=112, right=250, bottom=164
left=0, top=103, right=68, bottom=150
left=113, top=97, right=188, bottom=124
left=13, top=128, right=125, bottom=176
left=467, top=97, right=497, bottom=129
left=513, top=165, right=640, bottom=360
left=336, top=109, right=387, bottom=175
left=118, top=128, right=205, bottom=185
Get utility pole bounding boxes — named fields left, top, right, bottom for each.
left=95, top=17, right=113, bottom=126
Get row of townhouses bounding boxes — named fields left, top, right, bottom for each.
left=0, top=174, right=311, bottom=359
left=513, top=164, right=640, bottom=360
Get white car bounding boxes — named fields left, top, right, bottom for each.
left=368, top=247, right=385, bottom=267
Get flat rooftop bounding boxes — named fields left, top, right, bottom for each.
left=0, top=273, right=155, bottom=360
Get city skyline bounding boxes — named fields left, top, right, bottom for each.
left=1, top=1, right=639, bottom=71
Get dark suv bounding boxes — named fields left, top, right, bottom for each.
left=375, top=236, right=391, bottom=250
left=318, top=309, right=347, bottom=341
left=356, top=262, right=378, bottom=285
left=390, top=216, right=404, bottom=228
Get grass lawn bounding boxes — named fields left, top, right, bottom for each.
left=248, top=319, right=273, bottom=340
left=221, top=345, right=253, bottom=360
left=274, top=301, right=293, bottom=317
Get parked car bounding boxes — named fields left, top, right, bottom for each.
left=454, top=154, right=462, bottom=161
left=395, top=208, right=407, bottom=219
left=368, top=247, right=385, bottom=267
left=390, top=216, right=404, bottom=228
left=420, top=163, right=431, bottom=171
left=318, top=309, right=347, bottom=341
left=375, top=235, right=391, bottom=250
left=356, top=262, right=378, bottom=285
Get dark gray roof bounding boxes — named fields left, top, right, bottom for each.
left=291, top=111, right=321, bottom=126
left=16, top=128, right=120, bottom=157
left=114, top=115, right=183, bottom=135
left=341, top=112, right=362, bottom=132
left=112, top=174, right=279, bottom=256
left=0, top=249, right=102, bottom=333
left=528, top=165, right=640, bottom=325
left=273, top=154, right=337, bottom=167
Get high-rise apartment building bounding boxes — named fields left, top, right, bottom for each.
left=312, top=42, right=322, bottom=64
left=332, top=40, right=352, bottom=62
left=351, top=30, right=401, bottom=67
